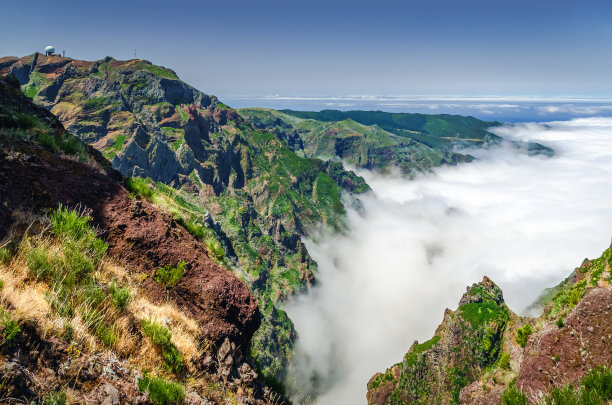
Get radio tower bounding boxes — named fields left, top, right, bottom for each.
left=134, top=49, right=137, bottom=59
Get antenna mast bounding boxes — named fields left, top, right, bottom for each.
left=134, top=49, right=137, bottom=59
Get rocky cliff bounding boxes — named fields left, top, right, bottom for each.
left=367, top=247, right=612, bottom=404
left=1, top=53, right=369, bottom=383
left=0, top=75, right=279, bottom=403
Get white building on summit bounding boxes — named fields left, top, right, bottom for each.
left=44, top=46, right=55, bottom=56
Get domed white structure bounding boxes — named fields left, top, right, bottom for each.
left=44, top=45, right=55, bottom=56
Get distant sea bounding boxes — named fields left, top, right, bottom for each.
left=221, top=96, right=612, bottom=123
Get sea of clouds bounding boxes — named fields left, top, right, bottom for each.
left=283, top=117, right=612, bottom=404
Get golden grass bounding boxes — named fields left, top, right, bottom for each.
left=0, top=231, right=208, bottom=376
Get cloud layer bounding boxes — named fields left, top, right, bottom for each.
left=284, top=117, right=612, bottom=404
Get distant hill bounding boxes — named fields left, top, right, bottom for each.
left=239, top=108, right=553, bottom=177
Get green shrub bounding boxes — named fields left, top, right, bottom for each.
left=0, top=279, right=4, bottom=290
left=98, top=324, right=118, bottom=348
left=38, top=131, right=56, bottom=149
left=556, top=317, right=564, bottom=328
left=62, top=322, right=75, bottom=341
left=125, top=177, right=154, bottom=200
left=0, top=309, right=21, bottom=346
left=500, top=384, right=528, bottom=405
left=498, top=352, right=511, bottom=370
left=516, top=323, right=532, bottom=348
left=50, top=205, right=107, bottom=262
left=142, top=320, right=172, bottom=346
left=109, top=281, right=131, bottom=311
left=81, top=282, right=106, bottom=307
left=137, top=373, right=185, bottom=405
left=153, top=261, right=185, bottom=288
left=15, top=112, right=39, bottom=129
left=26, top=245, right=54, bottom=280
left=58, top=134, right=85, bottom=156
left=43, top=391, right=67, bottom=405
left=581, top=366, right=612, bottom=400
left=0, top=247, right=11, bottom=264
left=141, top=320, right=183, bottom=373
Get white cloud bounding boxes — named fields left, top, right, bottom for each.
left=284, top=117, right=612, bottom=404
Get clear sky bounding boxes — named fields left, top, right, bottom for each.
left=2, top=0, right=611, bottom=98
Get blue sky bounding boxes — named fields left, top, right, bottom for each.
left=2, top=0, right=611, bottom=98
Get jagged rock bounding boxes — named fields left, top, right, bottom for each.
left=367, top=277, right=514, bottom=405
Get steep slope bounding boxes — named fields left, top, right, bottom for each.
left=0, top=76, right=278, bottom=403
left=367, top=246, right=612, bottom=404
left=1, top=53, right=369, bottom=383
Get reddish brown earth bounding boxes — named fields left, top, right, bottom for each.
left=0, top=138, right=259, bottom=348
left=517, top=287, right=612, bottom=401
left=0, top=76, right=260, bottom=349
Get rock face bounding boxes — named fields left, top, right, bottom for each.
left=367, top=277, right=515, bottom=404
left=367, top=247, right=612, bottom=404
left=1, top=54, right=370, bottom=381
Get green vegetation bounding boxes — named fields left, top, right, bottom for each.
left=0, top=308, right=21, bottom=346
left=369, top=367, right=398, bottom=391
left=153, top=261, right=186, bottom=288
left=501, top=366, right=612, bottom=405
left=500, top=384, right=529, bottom=405
left=109, top=281, right=131, bottom=311
left=83, top=96, right=110, bottom=111
left=1, top=107, right=88, bottom=159
left=458, top=300, right=509, bottom=328
left=0, top=247, right=10, bottom=264
left=141, top=63, right=179, bottom=80
left=516, top=323, right=532, bottom=348
left=125, top=177, right=155, bottom=200
left=43, top=391, right=67, bottom=405
left=24, top=206, right=121, bottom=347
left=405, top=336, right=440, bottom=367
left=141, top=320, right=184, bottom=373
left=137, top=372, right=185, bottom=405
left=22, top=71, right=47, bottom=98
left=556, top=317, right=564, bottom=328
left=104, top=134, right=127, bottom=158
left=498, top=352, right=511, bottom=370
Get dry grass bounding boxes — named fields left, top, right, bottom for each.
left=0, top=218, right=208, bottom=377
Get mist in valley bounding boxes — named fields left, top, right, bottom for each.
left=284, top=117, right=612, bottom=404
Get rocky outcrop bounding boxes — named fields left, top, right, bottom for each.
left=367, top=247, right=612, bottom=404
left=367, top=277, right=516, bottom=404
left=517, top=287, right=612, bottom=401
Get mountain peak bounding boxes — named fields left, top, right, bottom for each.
left=458, top=275, right=504, bottom=306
